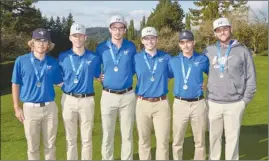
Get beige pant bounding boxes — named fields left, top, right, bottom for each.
left=61, top=93, right=95, bottom=160
left=207, top=100, right=245, bottom=160
left=23, top=101, right=58, bottom=160
left=101, top=90, right=136, bottom=160
left=172, top=99, right=207, bottom=160
left=136, top=98, right=171, bottom=160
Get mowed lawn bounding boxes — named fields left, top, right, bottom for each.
left=1, top=56, right=268, bottom=160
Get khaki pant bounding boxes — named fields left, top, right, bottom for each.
left=207, top=100, right=245, bottom=160
left=172, top=99, right=207, bottom=160
left=23, top=101, right=58, bottom=160
left=61, top=93, right=95, bottom=160
left=136, top=98, right=171, bottom=160
left=101, top=90, right=136, bottom=160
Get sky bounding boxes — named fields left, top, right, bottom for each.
left=34, top=1, right=268, bottom=30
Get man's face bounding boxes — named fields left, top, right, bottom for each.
left=179, top=39, right=195, bottom=53
left=109, top=23, right=126, bottom=40
left=214, top=26, right=232, bottom=43
left=141, top=35, right=157, bottom=51
left=69, top=33, right=87, bottom=48
left=33, top=39, right=49, bottom=54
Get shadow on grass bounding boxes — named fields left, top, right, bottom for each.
left=130, top=124, right=268, bottom=160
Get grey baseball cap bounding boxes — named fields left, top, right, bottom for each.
left=109, top=15, right=127, bottom=27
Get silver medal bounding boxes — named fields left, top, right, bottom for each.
left=220, top=73, right=224, bottom=78
left=183, top=84, right=188, bottom=90
left=150, top=76, right=155, bottom=82
left=114, top=66, right=119, bottom=72
left=74, top=78, right=79, bottom=84
left=36, top=82, right=42, bottom=87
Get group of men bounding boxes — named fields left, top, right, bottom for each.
left=12, top=14, right=256, bottom=160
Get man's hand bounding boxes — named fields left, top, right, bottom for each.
left=97, top=74, right=105, bottom=82
left=14, top=107, right=24, bottom=124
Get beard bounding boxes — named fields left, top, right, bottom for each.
left=218, top=34, right=231, bottom=44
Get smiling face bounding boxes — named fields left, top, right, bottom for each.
left=33, top=39, right=49, bottom=54
left=109, top=22, right=126, bottom=40
left=178, top=39, right=195, bottom=54
left=214, top=26, right=232, bottom=43
left=69, top=33, right=87, bottom=48
left=141, top=35, right=158, bottom=51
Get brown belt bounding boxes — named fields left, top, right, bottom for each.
left=137, top=95, right=167, bottom=102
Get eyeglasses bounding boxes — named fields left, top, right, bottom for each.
left=110, top=27, right=125, bottom=32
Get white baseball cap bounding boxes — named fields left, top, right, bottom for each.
left=213, top=17, right=231, bottom=31
left=109, top=15, right=127, bottom=27
left=70, top=23, right=86, bottom=35
left=141, top=27, right=157, bottom=38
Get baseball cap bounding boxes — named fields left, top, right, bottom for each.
left=109, top=15, right=127, bottom=27
left=213, top=17, right=231, bottom=31
left=32, top=28, right=51, bottom=41
left=70, top=23, right=86, bottom=35
left=179, top=30, right=194, bottom=41
left=141, top=27, right=157, bottom=38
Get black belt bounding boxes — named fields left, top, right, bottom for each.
left=39, top=103, right=46, bottom=107
left=64, top=92, right=95, bottom=98
left=103, top=86, right=133, bottom=94
left=175, top=96, right=204, bottom=102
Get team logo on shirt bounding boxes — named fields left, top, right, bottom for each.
left=86, top=60, right=92, bottom=65
left=158, top=57, right=164, bottom=62
left=212, top=55, right=233, bottom=69
left=194, top=61, right=200, bottom=66
left=47, top=65, right=52, bottom=70
left=124, top=50, right=129, bottom=55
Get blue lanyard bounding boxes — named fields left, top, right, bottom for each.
left=69, top=53, right=84, bottom=78
left=108, top=42, right=122, bottom=66
left=180, top=56, right=192, bottom=84
left=217, top=40, right=232, bottom=73
left=30, top=54, right=47, bottom=83
left=143, top=52, right=158, bottom=76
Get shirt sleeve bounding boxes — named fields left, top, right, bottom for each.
left=53, top=61, right=63, bottom=85
left=94, top=56, right=101, bottom=78
left=11, top=57, right=22, bottom=85
left=167, top=56, right=174, bottom=79
left=203, top=55, right=209, bottom=75
left=132, top=45, right=137, bottom=76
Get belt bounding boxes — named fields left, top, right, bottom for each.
left=64, top=92, right=95, bottom=98
left=24, top=102, right=51, bottom=107
left=103, top=86, right=133, bottom=95
left=175, top=95, right=204, bottom=102
left=138, top=95, right=167, bottom=102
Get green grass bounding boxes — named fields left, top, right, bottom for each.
left=1, top=56, right=268, bottom=160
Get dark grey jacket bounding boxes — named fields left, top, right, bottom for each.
left=203, top=39, right=256, bottom=105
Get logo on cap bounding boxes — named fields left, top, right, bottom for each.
left=218, top=21, right=223, bottom=25
left=39, top=31, right=45, bottom=36
left=146, top=29, right=152, bottom=33
left=116, top=18, right=121, bottom=22
left=76, top=26, right=81, bottom=30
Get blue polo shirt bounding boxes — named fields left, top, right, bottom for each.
left=96, top=38, right=136, bottom=90
left=134, top=49, right=172, bottom=98
left=11, top=53, right=62, bottom=103
left=169, top=52, right=209, bottom=98
left=58, top=49, right=101, bottom=94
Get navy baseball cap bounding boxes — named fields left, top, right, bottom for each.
left=179, top=30, right=194, bottom=41
left=32, top=28, right=51, bottom=41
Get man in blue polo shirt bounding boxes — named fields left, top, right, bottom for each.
left=96, top=15, right=137, bottom=160
left=58, top=23, right=101, bottom=160
left=134, top=26, right=172, bottom=160
left=12, top=28, right=62, bottom=160
left=169, top=30, right=209, bottom=160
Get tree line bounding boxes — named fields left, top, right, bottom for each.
left=1, top=0, right=268, bottom=62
